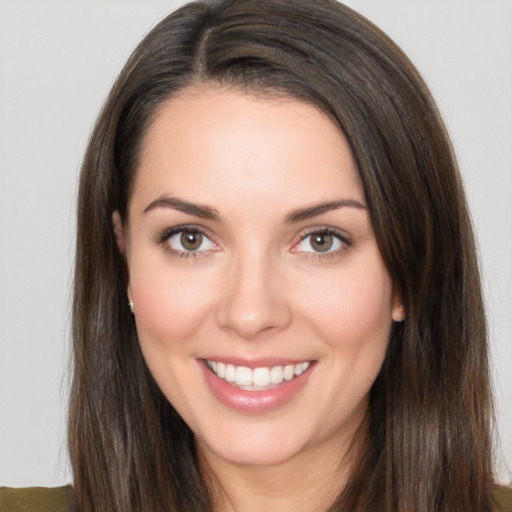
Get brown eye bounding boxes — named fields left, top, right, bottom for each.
left=310, top=233, right=333, bottom=252
left=164, top=228, right=216, bottom=255
left=180, top=231, right=203, bottom=251
left=293, top=229, right=348, bottom=256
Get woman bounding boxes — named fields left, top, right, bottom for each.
left=1, top=0, right=510, bottom=511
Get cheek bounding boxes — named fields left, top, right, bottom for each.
left=296, top=260, right=393, bottom=350
left=129, top=255, right=216, bottom=345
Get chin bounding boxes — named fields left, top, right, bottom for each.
left=195, top=418, right=314, bottom=467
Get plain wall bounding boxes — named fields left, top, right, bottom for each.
left=0, top=0, right=511, bottom=487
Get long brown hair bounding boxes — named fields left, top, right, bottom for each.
left=70, top=1, right=495, bottom=510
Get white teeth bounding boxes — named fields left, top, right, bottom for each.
left=216, top=362, right=225, bottom=378
left=269, top=365, right=284, bottom=384
left=294, top=362, right=310, bottom=376
left=284, top=364, right=294, bottom=381
left=207, top=360, right=311, bottom=388
left=225, top=364, right=236, bottom=382
left=253, top=367, right=270, bottom=387
left=235, top=366, right=252, bottom=386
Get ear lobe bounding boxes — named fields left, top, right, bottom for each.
left=392, top=303, right=406, bottom=322
left=112, top=210, right=126, bottom=254
left=391, top=285, right=406, bottom=322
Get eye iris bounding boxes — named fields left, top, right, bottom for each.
left=181, top=231, right=202, bottom=251
left=311, top=233, right=333, bottom=252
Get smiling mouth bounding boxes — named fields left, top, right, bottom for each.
left=205, top=360, right=311, bottom=390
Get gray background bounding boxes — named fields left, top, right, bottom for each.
left=1, top=0, right=511, bottom=487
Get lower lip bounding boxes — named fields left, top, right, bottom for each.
left=200, top=361, right=314, bottom=413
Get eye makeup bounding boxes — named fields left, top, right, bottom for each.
left=291, top=226, right=353, bottom=261
left=153, top=224, right=218, bottom=259
left=153, top=223, right=353, bottom=262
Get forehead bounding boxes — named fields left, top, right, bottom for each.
left=130, top=87, right=364, bottom=215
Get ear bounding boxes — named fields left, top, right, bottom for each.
left=391, top=286, right=406, bottom=322
left=112, top=210, right=126, bottom=254
left=392, top=304, right=406, bottom=322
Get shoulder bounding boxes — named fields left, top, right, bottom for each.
left=0, top=486, right=74, bottom=512
left=494, top=484, right=512, bottom=512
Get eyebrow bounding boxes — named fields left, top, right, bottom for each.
left=284, top=199, right=367, bottom=223
left=143, top=196, right=366, bottom=224
left=143, top=196, right=221, bottom=221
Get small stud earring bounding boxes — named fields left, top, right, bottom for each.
left=128, top=300, right=134, bottom=313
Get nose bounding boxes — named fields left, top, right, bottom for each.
left=215, top=247, right=292, bottom=340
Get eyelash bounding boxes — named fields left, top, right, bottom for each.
left=155, top=225, right=217, bottom=260
left=293, top=228, right=352, bottom=260
left=155, top=225, right=352, bottom=260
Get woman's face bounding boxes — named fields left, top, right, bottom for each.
left=119, top=88, right=403, bottom=468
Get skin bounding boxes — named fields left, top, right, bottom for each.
left=114, top=87, right=404, bottom=511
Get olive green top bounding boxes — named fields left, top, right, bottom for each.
left=1, top=484, right=511, bottom=511
left=495, top=486, right=512, bottom=512
left=0, top=486, right=73, bottom=512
